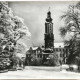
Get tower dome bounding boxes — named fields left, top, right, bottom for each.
left=46, top=10, right=52, bottom=22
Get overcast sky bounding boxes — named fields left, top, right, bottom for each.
left=9, top=1, right=77, bottom=47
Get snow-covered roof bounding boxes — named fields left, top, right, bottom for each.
left=28, top=42, right=64, bottom=51
left=54, top=42, right=64, bottom=48
left=32, top=47, right=38, bottom=50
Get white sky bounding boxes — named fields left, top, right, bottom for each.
left=8, top=1, right=77, bottom=47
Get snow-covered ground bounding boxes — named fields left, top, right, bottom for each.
left=0, top=66, right=80, bottom=79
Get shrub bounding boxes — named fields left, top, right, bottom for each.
left=30, top=54, right=42, bottom=66
left=47, top=53, right=60, bottom=66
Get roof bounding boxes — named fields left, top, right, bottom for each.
left=28, top=42, right=64, bottom=51
left=31, top=47, right=38, bottom=50
left=54, top=42, right=64, bottom=48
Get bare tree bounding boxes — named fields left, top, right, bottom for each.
left=60, top=3, right=80, bottom=64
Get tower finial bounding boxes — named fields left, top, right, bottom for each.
left=48, top=7, right=50, bottom=12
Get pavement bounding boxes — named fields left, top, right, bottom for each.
left=0, top=66, right=80, bottom=79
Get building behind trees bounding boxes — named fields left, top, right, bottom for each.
left=26, top=9, right=65, bottom=66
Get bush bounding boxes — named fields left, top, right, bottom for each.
left=47, top=53, right=60, bottom=66
left=30, top=54, right=42, bottom=66
left=31, top=58, right=42, bottom=66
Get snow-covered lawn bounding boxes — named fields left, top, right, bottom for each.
left=0, top=66, right=80, bottom=79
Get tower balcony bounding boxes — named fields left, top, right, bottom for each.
left=46, top=18, right=52, bottom=22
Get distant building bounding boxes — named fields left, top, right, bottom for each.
left=54, top=42, right=64, bottom=52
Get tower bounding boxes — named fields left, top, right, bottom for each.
left=44, top=9, right=54, bottom=52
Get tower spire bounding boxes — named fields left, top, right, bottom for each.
left=48, top=7, right=50, bottom=12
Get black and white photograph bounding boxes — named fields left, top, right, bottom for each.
left=0, top=0, right=80, bottom=79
